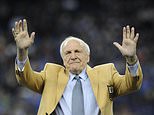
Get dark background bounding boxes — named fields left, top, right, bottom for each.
left=0, top=0, right=154, bottom=114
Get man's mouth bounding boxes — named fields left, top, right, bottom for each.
left=69, top=62, right=80, bottom=64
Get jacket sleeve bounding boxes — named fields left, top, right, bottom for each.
left=111, top=62, right=143, bottom=97
left=15, top=58, right=46, bottom=94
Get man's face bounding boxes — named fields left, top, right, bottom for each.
left=62, top=40, right=89, bottom=74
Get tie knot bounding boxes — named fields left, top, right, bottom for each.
left=74, top=76, right=80, bottom=81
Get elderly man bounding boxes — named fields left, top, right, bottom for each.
left=12, top=19, right=143, bottom=115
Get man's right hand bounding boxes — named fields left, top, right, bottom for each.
left=12, top=19, right=35, bottom=49
left=12, top=19, right=35, bottom=61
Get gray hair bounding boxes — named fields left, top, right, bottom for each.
left=60, top=36, right=90, bottom=57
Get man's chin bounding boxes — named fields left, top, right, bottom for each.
left=70, top=68, right=82, bottom=75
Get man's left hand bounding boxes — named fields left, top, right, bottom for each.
left=113, top=25, right=139, bottom=65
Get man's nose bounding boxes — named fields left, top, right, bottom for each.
left=70, top=52, right=77, bottom=59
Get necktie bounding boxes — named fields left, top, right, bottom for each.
left=72, top=76, right=84, bottom=115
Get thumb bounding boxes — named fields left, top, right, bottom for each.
left=113, top=42, right=124, bottom=54
left=30, top=32, right=35, bottom=43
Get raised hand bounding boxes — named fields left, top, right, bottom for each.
left=12, top=19, right=35, bottom=49
left=113, top=25, right=139, bottom=65
left=12, top=19, right=35, bottom=61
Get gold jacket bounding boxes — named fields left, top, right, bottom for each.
left=15, top=59, right=143, bottom=115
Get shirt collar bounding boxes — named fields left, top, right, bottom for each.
left=69, top=68, right=88, bottom=81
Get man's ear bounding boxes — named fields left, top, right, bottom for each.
left=61, top=56, right=65, bottom=66
left=87, top=55, right=90, bottom=63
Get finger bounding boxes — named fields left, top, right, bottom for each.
left=12, top=28, right=16, bottom=38
left=19, top=20, right=23, bottom=32
left=23, top=19, right=28, bottom=32
left=130, top=27, right=135, bottom=39
left=30, top=32, right=35, bottom=43
left=126, top=25, right=130, bottom=39
left=123, top=27, right=126, bottom=40
left=134, top=33, right=139, bottom=43
left=15, top=21, right=19, bottom=33
left=113, top=42, right=124, bottom=54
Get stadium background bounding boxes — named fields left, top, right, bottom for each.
left=0, top=0, right=153, bottom=114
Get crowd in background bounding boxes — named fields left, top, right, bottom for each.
left=0, top=0, right=154, bottom=114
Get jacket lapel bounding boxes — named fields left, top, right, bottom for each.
left=86, top=65, right=99, bottom=101
left=86, top=65, right=109, bottom=113
left=56, top=68, right=69, bottom=103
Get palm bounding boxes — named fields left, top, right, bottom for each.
left=120, top=38, right=136, bottom=57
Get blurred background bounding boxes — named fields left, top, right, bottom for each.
left=0, top=0, right=154, bottom=114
